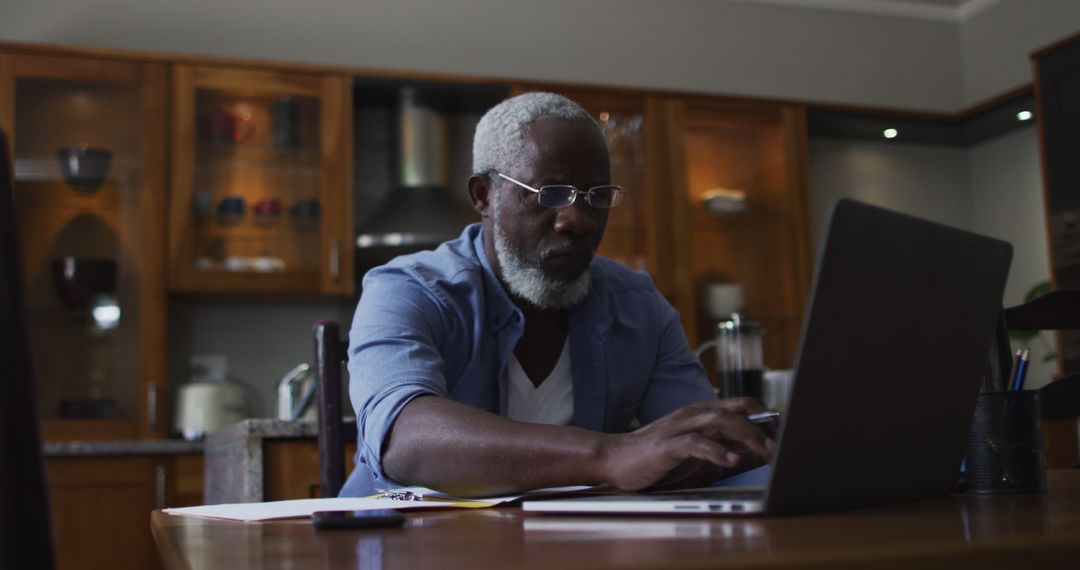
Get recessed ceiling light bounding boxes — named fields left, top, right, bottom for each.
left=883, top=128, right=898, bottom=139
left=1017, top=110, right=1033, bottom=121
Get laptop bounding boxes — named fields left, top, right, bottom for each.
left=524, top=199, right=1013, bottom=516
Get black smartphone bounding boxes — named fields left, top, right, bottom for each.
left=311, top=509, right=406, bottom=530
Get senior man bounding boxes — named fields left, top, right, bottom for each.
left=341, top=92, right=773, bottom=498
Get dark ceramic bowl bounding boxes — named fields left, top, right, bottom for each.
left=56, top=146, right=112, bottom=190
left=51, top=257, right=117, bottom=310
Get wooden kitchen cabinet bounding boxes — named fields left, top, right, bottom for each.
left=0, top=47, right=169, bottom=440
left=46, top=454, right=204, bottom=570
left=665, top=98, right=813, bottom=370
left=264, top=439, right=357, bottom=500
left=168, top=64, right=353, bottom=295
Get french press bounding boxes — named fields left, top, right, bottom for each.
left=695, top=313, right=766, bottom=402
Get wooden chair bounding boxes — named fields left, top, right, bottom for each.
left=314, top=320, right=357, bottom=497
left=0, top=128, right=55, bottom=567
left=1004, top=289, right=1080, bottom=468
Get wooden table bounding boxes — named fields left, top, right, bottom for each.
left=152, top=470, right=1080, bottom=569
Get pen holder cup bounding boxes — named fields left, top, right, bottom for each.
left=963, top=391, right=1047, bottom=494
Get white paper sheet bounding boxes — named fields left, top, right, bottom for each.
left=162, top=497, right=486, bottom=521
left=162, top=485, right=594, bottom=521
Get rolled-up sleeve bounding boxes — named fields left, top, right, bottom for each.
left=348, top=267, right=451, bottom=486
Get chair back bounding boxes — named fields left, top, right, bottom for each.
left=314, top=320, right=356, bottom=497
left=0, top=128, right=55, bottom=567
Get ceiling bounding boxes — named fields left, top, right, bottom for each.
left=730, top=0, right=999, bottom=23
left=899, top=0, right=973, bottom=7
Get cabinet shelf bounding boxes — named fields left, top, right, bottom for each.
left=13, top=179, right=124, bottom=209
left=192, top=220, right=319, bottom=237
left=170, top=268, right=324, bottom=295
left=14, top=157, right=141, bottom=189
left=195, top=145, right=321, bottom=171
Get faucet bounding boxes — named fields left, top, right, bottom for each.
left=276, top=363, right=316, bottom=421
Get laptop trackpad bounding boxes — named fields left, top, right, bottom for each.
left=713, top=464, right=771, bottom=487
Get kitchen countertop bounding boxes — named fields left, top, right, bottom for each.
left=44, top=439, right=204, bottom=457
left=212, top=417, right=320, bottom=440
left=205, top=417, right=347, bottom=504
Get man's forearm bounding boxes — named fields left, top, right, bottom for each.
left=381, top=395, right=775, bottom=497
left=381, top=395, right=609, bottom=497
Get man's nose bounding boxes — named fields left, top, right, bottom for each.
left=553, top=199, right=599, bottom=235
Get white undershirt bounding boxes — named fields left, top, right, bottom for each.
left=506, top=338, right=574, bottom=425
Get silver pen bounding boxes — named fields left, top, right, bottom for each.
left=748, top=411, right=780, bottom=424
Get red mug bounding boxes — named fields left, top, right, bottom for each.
left=199, top=108, right=255, bottom=144
left=254, top=198, right=283, bottom=218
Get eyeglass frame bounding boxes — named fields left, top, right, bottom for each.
left=495, top=172, right=625, bottom=209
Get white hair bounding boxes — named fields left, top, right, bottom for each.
left=491, top=190, right=592, bottom=310
left=473, top=92, right=604, bottom=176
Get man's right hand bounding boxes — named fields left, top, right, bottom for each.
left=597, top=398, right=776, bottom=492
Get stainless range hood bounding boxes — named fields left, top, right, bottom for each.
left=355, top=87, right=480, bottom=251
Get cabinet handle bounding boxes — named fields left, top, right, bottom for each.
left=147, top=384, right=158, bottom=433
left=155, top=464, right=168, bottom=510
left=329, top=238, right=340, bottom=282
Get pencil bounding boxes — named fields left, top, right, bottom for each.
left=1005, top=348, right=1022, bottom=392
left=1013, top=348, right=1030, bottom=391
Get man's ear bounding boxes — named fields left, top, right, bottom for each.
left=468, top=174, right=493, bottom=218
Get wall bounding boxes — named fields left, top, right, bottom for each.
left=968, top=126, right=1055, bottom=388
left=807, top=137, right=973, bottom=246
left=0, top=0, right=963, bottom=111
left=167, top=298, right=355, bottom=422
left=960, top=0, right=1080, bottom=106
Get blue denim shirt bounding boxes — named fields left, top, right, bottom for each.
left=340, top=224, right=713, bottom=497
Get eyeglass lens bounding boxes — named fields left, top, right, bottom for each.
left=538, top=186, right=623, bottom=209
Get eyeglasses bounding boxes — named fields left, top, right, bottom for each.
left=497, top=173, right=625, bottom=209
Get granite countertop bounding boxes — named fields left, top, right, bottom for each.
left=210, top=418, right=321, bottom=441
left=44, top=417, right=331, bottom=458
left=204, top=417, right=340, bottom=504
left=44, top=439, right=204, bottom=457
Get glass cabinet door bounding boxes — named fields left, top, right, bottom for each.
left=169, top=65, right=351, bottom=294
left=574, top=94, right=651, bottom=274
left=1, top=52, right=168, bottom=439
left=672, top=101, right=812, bottom=370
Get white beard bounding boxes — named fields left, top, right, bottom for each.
left=492, top=220, right=592, bottom=310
